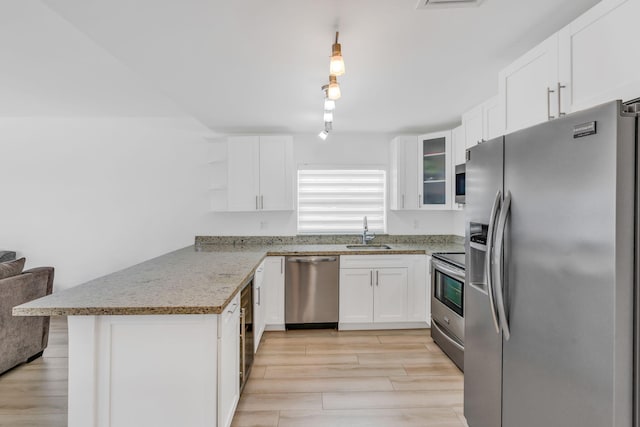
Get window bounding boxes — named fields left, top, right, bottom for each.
left=297, top=169, right=386, bottom=234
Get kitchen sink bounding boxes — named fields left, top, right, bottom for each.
left=345, top=244, right=392, bottom=250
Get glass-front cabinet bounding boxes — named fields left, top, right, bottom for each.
left=418, top=130, right=451, bottom=209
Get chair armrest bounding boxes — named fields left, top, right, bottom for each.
left=22, top=267, right=54, bottom=296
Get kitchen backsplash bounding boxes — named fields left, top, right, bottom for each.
left=195, top=234, right=464, bottom=246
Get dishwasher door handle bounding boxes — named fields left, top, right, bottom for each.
left=287, top=257, right=337, bottom=263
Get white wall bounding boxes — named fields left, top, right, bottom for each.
left=0, top=118, right=211, bottom=291
left=199, top=133, right=464, bottom=236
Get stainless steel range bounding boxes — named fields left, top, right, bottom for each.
left=430, top=252, right=465, bottom=371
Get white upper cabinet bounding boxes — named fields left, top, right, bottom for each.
left=258, top=136, right=294, bottom=211
left=226, top=135, right=293, bottom=212
left=499, top=34, right=560, bottom=134
left=463, top=103, right=484, bottom=149
left=452, top=125, right=466, bottom=167
left=390, top=131, right=454, bottom=210
left=451, top=125, right=465, bottom=212
left=483, top=96, right=504, bottom=140
left=558, top=0, right=640, bottom=114
left=497, top=0, right=640, bottom=135
left=419, top=130, right=452, bottom=210
left=389, top=136, right=420, bottom=210
left=227, top=136, right=260, bottom=211
left=461, top=95, right=504, bottom=150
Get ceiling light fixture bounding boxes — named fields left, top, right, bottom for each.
left=318, top=121, right=332, bottom=141
left=318, top=31, right=344, bottom=140
left=329, top=32, right=345, bottom=76
left=326, top=75, right=341, bottom=100
left=324, top=97, right=336, bottom=111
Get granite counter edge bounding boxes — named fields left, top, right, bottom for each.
left=14, top=245, right=462, bottom=317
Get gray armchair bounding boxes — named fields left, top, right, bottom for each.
left=0, top=266, right=54, bottom=374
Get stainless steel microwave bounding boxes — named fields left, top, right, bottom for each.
left=455, top=163, right=465, bottom=204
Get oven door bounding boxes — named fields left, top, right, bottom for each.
left=431, top=258, right=465, bottom=342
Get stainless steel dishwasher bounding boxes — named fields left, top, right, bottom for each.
left=285, top=256, right=339, bottom=329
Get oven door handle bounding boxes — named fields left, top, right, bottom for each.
left=494, top=191, right=512, bottom=341
left=485, top=190, right=502, bottom=335
left=431, top=259, right=465, bottom=282
left=432, top=319, right=464, bottom=352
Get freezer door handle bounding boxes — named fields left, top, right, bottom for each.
left=485, top=190, right=502, bottom=334
left=494, top=190, right=512, bottom=340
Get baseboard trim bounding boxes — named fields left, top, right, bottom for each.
left=338, top=321, right=429, bottom=331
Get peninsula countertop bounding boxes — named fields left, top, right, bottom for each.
left=13, top=241, right=464, bottom=317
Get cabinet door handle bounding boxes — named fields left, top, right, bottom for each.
left=261, top=195, right=264, bottom=209
left=376, top=270, right=379, bottom=286
left=281, top=257, right=284, bottom=274
left=402, top=194, right=405, bottom=209
left=257, top=287, right=261, bottom=306
left=418, top=193, right=422, bottom=207
left=370, top=270, right=373, bottom=287
left=228, top=302, right=239, bottom=314
left=255, top=196, right=259, bottom=210
left=240, top=308, right=246, bottom=381
left=547, top=87, right=556, bottom=120
left=557, top=82, right=566, bottom=117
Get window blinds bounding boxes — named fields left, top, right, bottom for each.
left=297, top=169, right=386, bottom=234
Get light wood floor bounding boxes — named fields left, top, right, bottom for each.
left=0, top=318, right=467, bottom=427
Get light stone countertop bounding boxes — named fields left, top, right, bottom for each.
left=13, top=241, right=464, bottom=317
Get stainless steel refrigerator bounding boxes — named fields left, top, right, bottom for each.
left=464, top=100, right=639, bottom=427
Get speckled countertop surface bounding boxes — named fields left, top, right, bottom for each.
left=13, top=238, right=464, bottom=317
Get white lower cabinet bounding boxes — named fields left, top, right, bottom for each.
left=218, top=294, right=240, bottom=427
left=253, top=262, right=266, bottom=352
left=67, top=306, right=242, bottom=427
left=339, top=255, right=428, bottom=329
left=372, top=268, right=408, bottom=323
left=408, top=255, right=430, bottom=324
left=263, top=256, right=285, bottom=330
left=339, top=268, right=376, bottom=323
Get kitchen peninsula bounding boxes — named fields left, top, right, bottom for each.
left=13, top=235, right=463, bottom=427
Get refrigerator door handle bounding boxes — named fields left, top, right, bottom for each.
left=485, top=190, right=502, bottom=334
left=494, top=190, right=512, bottom=340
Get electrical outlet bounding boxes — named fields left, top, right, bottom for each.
left=413, top=220, right=420, bottom=229
left=260, top=221, right=268, bottom=230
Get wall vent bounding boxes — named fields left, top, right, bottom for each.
left=416, top=0, right=484, bottom=9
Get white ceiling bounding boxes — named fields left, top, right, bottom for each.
left=4, top=0, right=601, bottom=134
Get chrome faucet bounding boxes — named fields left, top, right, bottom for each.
left=362, top=216, right=375, bottom=244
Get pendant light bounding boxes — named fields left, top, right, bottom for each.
left=329, top=32, right=345, bottom=76
left=324, top=97, right=336, bottom=111
left=318, top=31, right=345, bottom=139
left=326, top=75, right=341, bottom=100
